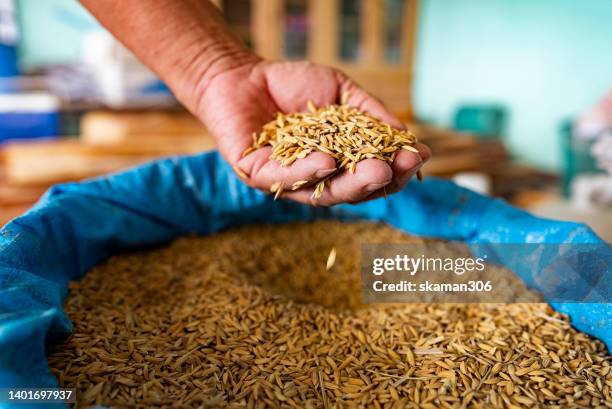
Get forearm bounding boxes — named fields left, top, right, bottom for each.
left=80, top=0, right=258, bottom=112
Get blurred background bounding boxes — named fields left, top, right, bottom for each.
left=1, top=0, right=611, bottom=240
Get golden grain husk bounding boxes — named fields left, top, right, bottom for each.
left=48, top=221, right=611, bottom=408
left=247, top=100, right=420, bottom=198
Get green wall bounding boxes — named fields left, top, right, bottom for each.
left=16, top=0, right=99, bottom=69
left=413, top=0, right=612, bottom=171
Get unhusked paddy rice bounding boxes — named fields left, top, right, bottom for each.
left=246, top=96, right=420, bottom=199
left=47, top=221, right=611, bottom=408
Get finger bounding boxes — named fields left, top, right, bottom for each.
left=351, top=143, right=432, bottom=203
left=350, top=188, right=387, bottom=204
left=356, top=143, right=432, bottom=202
left=263, top=61, right=340, bottom=113
left=385, top=142, right=432, bottom=194
left=336, top=72, right=405, bottom=130
left=236, top=148, right=337, bottom=191
left=282, top=159, right=393, bottom=206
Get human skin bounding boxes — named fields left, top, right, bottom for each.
left=80, top=0, right=430, bottom=205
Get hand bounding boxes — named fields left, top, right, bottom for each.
left=78, top=1, right=428, bottom=205
left=198, top=60, right=431, bottom=206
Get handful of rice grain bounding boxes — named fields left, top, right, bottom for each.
left=245, top=95, right=420, bottom=199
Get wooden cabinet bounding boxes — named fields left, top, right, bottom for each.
left=217, top=0, right=418, bottom=118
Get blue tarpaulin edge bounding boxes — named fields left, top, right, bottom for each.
left=0, top=151, right=609, bottom=407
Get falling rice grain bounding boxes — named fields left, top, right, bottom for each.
left=326, top=247, right=336, bottom=271
left=232, top=165, right=248, bottom=180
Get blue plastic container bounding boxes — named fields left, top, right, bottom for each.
left=0, top=0, right=19, bottom=79
left=0, top=44, right=18, bottom=78
left=0, top=93, right=60, bottom=141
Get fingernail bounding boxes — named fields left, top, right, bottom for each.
left=365, top=182, right=389, bottom=193
left=314, top=168, right=336, bottom=179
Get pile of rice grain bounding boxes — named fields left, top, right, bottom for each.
left=245, top=97, right=420, bottom=199
left=48, top=221, right=611, bottom=408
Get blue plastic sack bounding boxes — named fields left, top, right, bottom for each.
left=0, top=151, right=610, bottom=403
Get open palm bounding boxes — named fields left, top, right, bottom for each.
left=198, top=60, right=430, bottom=206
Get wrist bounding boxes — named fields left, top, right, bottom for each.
left=140, top=1, right=260, bottom=115
left=187, top=43, right=260, bottom=111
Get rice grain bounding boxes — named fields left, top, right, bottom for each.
left=47, top=221, right=611, bottom=408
